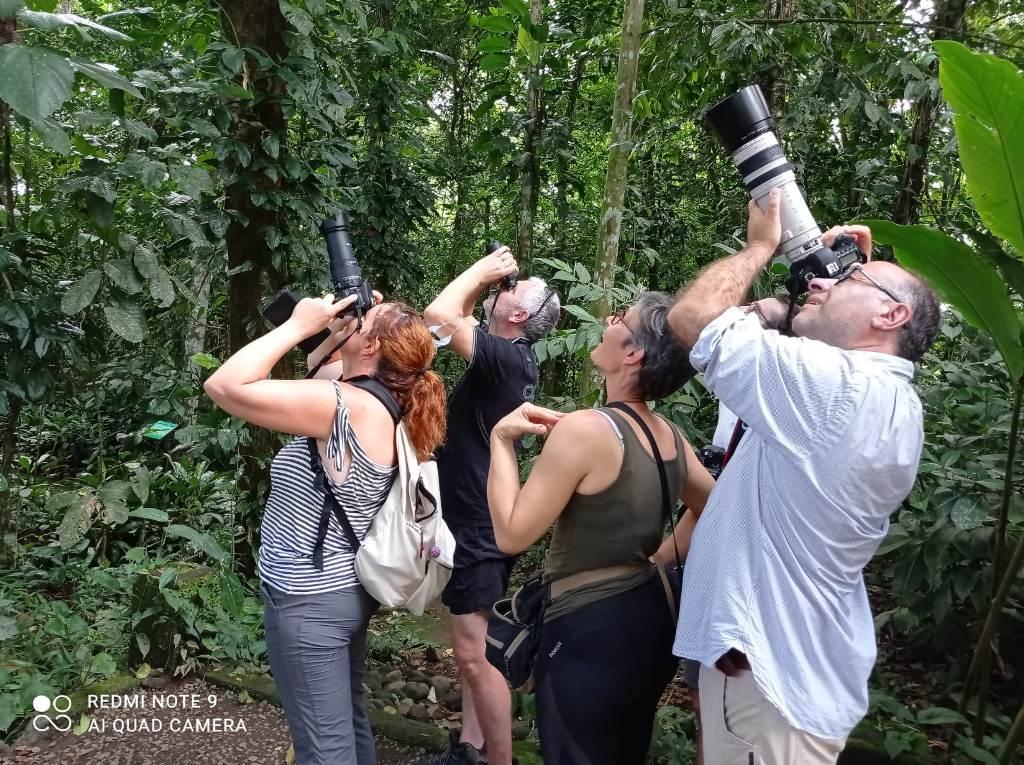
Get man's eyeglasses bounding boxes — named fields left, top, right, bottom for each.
left=834, top=264, right=903, bottom=304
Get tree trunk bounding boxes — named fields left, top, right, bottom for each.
left=0, top=15, right=17, bottom=229
left=581, top=0, right=646, bottom=396
left=892, top=0, right=969, bottom=224
left=516, top=0, right=544, bottom=268
left=221, top=0, right=289, bottom=356
left=220, top=0, right=290, bottom=577
left=757, top=0, right=794, bottom=113
left=554, top=55, right=586, bottom=257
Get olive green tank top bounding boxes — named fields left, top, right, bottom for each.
left=543, top=407, right=686, bottom=620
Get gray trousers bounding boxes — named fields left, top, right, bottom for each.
left=262, top=582, right=378, bottom=765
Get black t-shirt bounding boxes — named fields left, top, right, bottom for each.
left=436, top=326, right=538, bottom=563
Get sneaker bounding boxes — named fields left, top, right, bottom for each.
left=415, top=729, right=483, bottom=765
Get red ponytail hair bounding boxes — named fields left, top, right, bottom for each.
left=365, top=303, right=446, bottom=461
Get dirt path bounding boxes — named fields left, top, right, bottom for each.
left=2, top=678, right=421, bottom=765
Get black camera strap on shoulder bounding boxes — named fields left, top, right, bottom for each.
left=605, top=402, right=681, bottom=568
left=307, top=375, right=401, bottom=571
left=344, top=375, right=403, bottom=422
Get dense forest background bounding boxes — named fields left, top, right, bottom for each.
left=0, top=0, right=1022, bottom=761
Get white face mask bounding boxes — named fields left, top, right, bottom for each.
left=429, top=316, right=462, bottom=348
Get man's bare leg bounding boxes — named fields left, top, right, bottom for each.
left=451, top=611, right=513, bottom=765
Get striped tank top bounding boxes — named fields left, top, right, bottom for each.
left=258, top=382, right=397, bottom=594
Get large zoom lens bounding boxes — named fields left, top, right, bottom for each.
left=319, top=213, right=374, bottom=317
left=705, top=85, right=863, bottom=290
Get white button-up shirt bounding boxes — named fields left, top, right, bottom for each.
left=674, top=307, right=923, bottom=740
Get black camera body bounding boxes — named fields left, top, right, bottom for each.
left=261, top=212, right=375, bottom=355
left=785, top=233, right=864, bottom=295
left=698, top=444, right=726, bottom=480
left=486, top=240, right=518, bottom=292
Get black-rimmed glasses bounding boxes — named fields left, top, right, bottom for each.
left=609, top=308, right=635, bottom=335
left=834, top=264, right=903, bottom=303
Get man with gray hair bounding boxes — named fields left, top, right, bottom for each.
left=421, top=246, right=559, bottom=765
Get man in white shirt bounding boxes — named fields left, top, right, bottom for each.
left=668, top=189, right=941, bottom=764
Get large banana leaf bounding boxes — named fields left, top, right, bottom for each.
left=935, top=41, right=1024, bottom=258
left=863, top=220, right=1024, bottom=381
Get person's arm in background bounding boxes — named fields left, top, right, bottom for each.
left=669, top=189, right=782, bottom=349
left=423, top=247, right=518, bottom=361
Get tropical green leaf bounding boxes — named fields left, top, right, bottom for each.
left=18, top=10, right=133, bottom=41
left=61, top=269, right=102, bottom=314
left=478, top=15, right=516, bottom=34
left=479, top=35, right=511, bottom=53
left=33, top=118, right=71, bottom=155
left=123, top=118, right=157, bottom=142
left=166, top=524, right=228, bottom=563
left=69, top=57, right=142, bottom=97
left=0, top=44, right=74, bottom=121
left=916, top=706, right=969, bottom=725
left=480, top=53, right=511, bottom=72
left=0, top=300, right=29, bottom=329
left=190, top=352, right=220, bottom=369
left=103, top=301, right=146, bottom=343
left=103, top=258, right=144, bottom=294
left=862, top=220, right=1024, bottom=380
left=170, top=165, right=213, bottom=199
left=58, top=495, right=97, bottom=549
left=128, top=507, right=168, bottom=523
left=935, top=41, right=1024, bottom=258
left=220, top=570, right=244, bottom=618
left=132, top=466, right=151, bottom=504
left=140, top=159, right=167, bottom=191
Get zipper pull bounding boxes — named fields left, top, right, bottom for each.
left=419, top=528, right=424, bottom=558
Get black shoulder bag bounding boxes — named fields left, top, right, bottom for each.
left=605, top=402, right=684, bottom=615
left=307, top=376, right=401, bottom=571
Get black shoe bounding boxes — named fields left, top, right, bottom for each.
left=415, top=730, right=483, bottom=765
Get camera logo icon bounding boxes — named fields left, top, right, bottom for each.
left=32, top=695, right=73, bottom=733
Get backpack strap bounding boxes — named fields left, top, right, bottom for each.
left=344, top=374, right=402, bottom=423
left=307, top=436, right=363, bottom=571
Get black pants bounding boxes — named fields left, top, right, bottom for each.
left=534, top=576, right=678, bottom=765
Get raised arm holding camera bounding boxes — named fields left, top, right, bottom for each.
left=418, top=246, right=560, bottom=765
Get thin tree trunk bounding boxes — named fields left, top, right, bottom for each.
left=220, top=0, right=290, bottom=577
left=184, top=255, right=215, bottom=424
left=554, top=55, right=586, bottom=256
left=893, top=0, right=969, bottom=224
left=757, top=0, right=794, bottom=113
left=516, top=0, right=544, bottom=268
left=581, top=0, right=646, bottom=396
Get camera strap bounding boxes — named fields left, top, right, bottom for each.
left=303, top=320, right=362, bottom=380
left=605, top=402, right=682, bottom=568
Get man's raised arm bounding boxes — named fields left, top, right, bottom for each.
left=424, top=246, right=517, bottom=361
left=669, top=190, right=781, bottom=348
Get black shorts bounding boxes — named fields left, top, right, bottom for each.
left=442, top=557, right=517, bottom=616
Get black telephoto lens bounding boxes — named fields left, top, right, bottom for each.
left=319, top=213, right=374, bottom=317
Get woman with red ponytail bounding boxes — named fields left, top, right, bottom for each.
left=205, top=292, right=445, bottom=764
